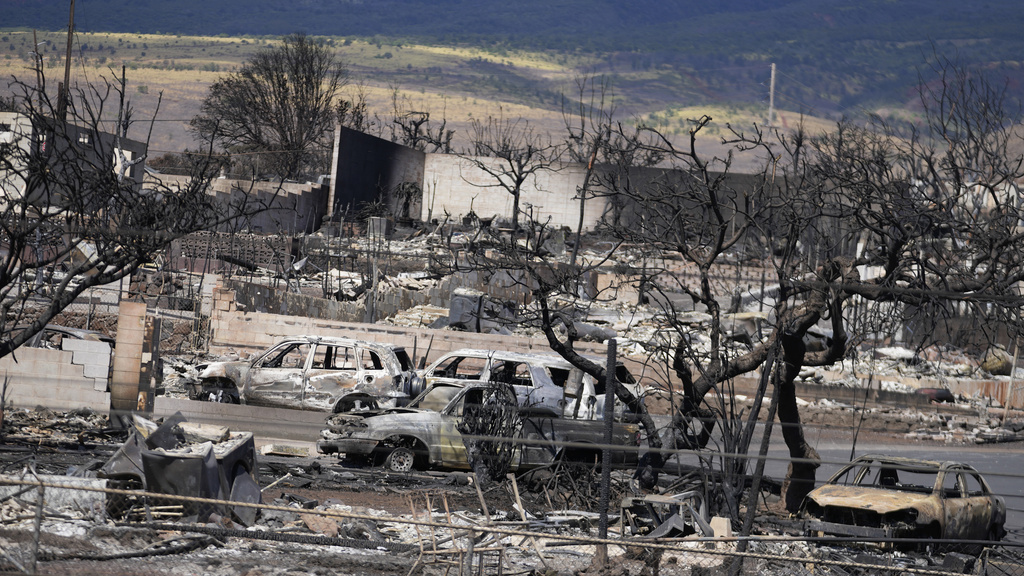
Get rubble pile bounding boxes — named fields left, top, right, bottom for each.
left=0, top=407, right=111, bottom=446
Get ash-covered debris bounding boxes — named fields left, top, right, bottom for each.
left=0, top=406, right=118, bottom=449
left=906, top=417, right=1024, bottom=444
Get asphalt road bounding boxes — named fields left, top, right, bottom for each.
left=672, top=427, right=1024, bottom=543
left=172, top=397, right=1024, bottom=543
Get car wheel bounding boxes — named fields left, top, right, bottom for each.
left=384, top=447, right=416, bottom=473
left=211, top=389, right=240, bottom=404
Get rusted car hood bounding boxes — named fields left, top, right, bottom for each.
left=806, top=485, right=934, bottom=514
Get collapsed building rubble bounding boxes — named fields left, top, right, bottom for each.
left=3, top=220, right=1023, bottom=572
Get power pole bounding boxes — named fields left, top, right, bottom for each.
left=58, top=0, right=76, bottom=120
left=766, top=62, right=776, bottom=129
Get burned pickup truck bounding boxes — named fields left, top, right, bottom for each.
left=187, top=336, right=418, bottom=411
left=317, top=382, right=642, bottom=475
left=800, top=454, right=1006, bottom=552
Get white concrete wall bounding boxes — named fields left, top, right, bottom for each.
left=60, top=338, right=113, bottom=391
left=0, top=346, right=110, bottom=412
left=421, top=155, right=609, bottom=230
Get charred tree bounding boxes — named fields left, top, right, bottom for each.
left=0, top=65, right=271, bottom=360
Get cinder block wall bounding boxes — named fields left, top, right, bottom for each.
left=209, top=284, right=554, bottom=364
left=0, top=347, right=110, bottom=411
left=220, top=269, right=533, bottom=327
left=421, top=155, right=609, bottom=229
left=208, top=283, right=631, bottom=365
left=60, top=338, right=112, bottom=391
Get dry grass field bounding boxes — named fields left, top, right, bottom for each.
left=1, top=30, right=831, bottom=165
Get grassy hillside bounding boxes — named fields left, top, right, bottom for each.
left=0, top=30, right=793, bottom=163
left=0, top=23, right=1016, bottom=173
left=6, top=0, right=1024, bottom=119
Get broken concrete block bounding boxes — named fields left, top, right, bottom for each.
left=301, top=513, right=339, bottom=538
left=449, top=288, right=484, bottom=331
left=260, top=443, right=311, bottom=457
left=982, top=347, right=1013, bottom=376
left=710, top=516, right=733, bottom=539
left=83, top=363, right=110, bottom=379
left=61, top=338, right=113, bottom=356
left=178, top=422, right=231, bottom=444
left=572, top=321, right=616, bottom=343
left=942, top=552, right=976, bottom=572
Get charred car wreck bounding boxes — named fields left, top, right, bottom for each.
left=188, top=336, right=418, bottom=411
left=317, top=382, right=642, bottom=476
left=420, top=349, right=644, bottom=421
left=800, top=454, right=1006, bottom=551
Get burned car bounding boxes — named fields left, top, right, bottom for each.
left=187, top=336, right=418, bottom=411
left=800, top=454, right=1006, bottom=550
left=317, top=382, right=642, bottom=474
left=420, top=349, right=644, bottom=420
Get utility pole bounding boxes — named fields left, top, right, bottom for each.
left=32, top=30, right=45, bottom=96
left=766, top=62, right=776, bottom=129
left=58, top=0, right=76, bottom=121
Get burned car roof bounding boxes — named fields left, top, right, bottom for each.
left=800, top=454, right=1006, bottom=552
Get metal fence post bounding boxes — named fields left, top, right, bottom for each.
left=30, top=479, right=44, bottom=574
left=596, top=338, right=617, bottom=566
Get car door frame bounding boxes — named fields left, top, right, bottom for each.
left=243, top=340, right=313, bottom=408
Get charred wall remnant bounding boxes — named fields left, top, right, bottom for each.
left=331, top=128, right=425, bottom=217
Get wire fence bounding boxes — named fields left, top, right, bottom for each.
left=0, top=471, right=1021, bottom=575
left=43, top=271, right=208, bottom=357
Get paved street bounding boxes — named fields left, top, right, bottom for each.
left=673, top=424, right=1024, bottom=541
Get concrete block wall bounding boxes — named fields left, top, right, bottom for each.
left=145, top=173, right=327, bottom=235
left=219, top=268, right=532, bottom=329
left=595, top=273, right=642, bottom=304
left=224, top=278, right=363, bottom=323
left=0, top=346, right=110, bottom=411
left=422, top=155, right=610, bottom=229
left=111, top=302, right=147, bottom=412
left=60, top=338, right=112, bottom=391
left=208, top=296, right=605, bottom=368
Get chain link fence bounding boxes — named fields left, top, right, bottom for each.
left=1, top=474, right=1020, bottom=575
left=44, top=269, right=208, bottom=357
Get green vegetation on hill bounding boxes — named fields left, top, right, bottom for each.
left=5, top=0, right=1024, bottom=119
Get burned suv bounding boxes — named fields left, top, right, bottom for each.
left=420, top=349, right=644, bottom=420
left=188, top=336, right=417, bottom=412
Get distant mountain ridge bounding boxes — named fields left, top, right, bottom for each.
left=10, top=1, right=1019, bottom=49
left=7, top=0, right=1024, bottom=116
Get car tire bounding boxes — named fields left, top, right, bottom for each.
left=384, top=447, right=416, bottom=473
left=212, top=389, right=240, bottom=404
